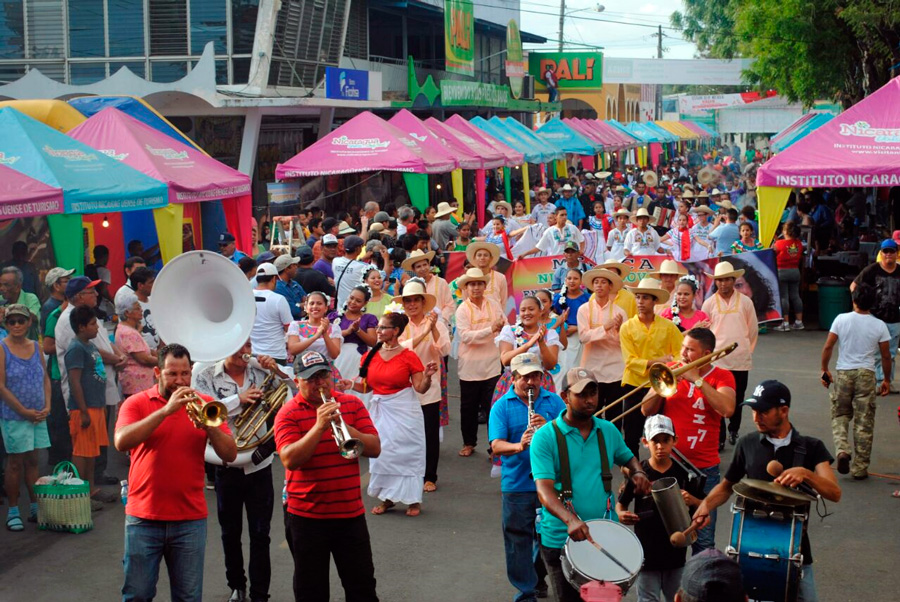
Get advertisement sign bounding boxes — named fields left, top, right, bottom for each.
left=677, top=91, right=777, bottom=115
left=440, top=80, right=510, bottom=107
left=444, top=0, right=474, bottom=76
left=325, top=67, right=369, bottom=100
left=603, top=57, right=753, bottom=86
left=528, top=52, right=603, bottom=90
left=505, top=20, right=525, bottom=100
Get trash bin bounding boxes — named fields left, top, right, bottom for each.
left=817, top=277, right=852, bottom=330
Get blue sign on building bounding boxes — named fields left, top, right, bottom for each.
left=325, top=67, right=369, bottom=100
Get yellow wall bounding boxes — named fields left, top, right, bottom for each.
left=534, top=83, right=642, bottom=120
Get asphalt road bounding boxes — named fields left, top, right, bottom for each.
left=1, top=327, right=899, bottom=601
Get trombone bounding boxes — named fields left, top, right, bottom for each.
left=595, top=343, right=738, bottom=423
left=320, top=388, right=365, bottom=460
left=183, top=392, right=229, bottom=428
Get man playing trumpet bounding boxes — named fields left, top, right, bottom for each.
left=192, top=340, right=297, bottom=602
left=115, top=343, right=238, bottom=602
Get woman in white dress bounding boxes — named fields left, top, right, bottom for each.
left=286, top=291, right=343, bottom=378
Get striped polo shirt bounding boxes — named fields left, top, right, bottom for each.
left=274, top=391, right=377, bottom=519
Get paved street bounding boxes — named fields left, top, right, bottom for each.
left=2, top=327, right=899, bottom=601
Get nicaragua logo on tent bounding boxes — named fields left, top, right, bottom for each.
left=42, top=146, right=98, bottom=161
left=839, top=120, right=900, bottom=143
left=409, top=133, right=428, bottom=143
left=332, top=136, right=390, bottom=150
left=0, top=152, right=19, bottom=165
left=99, top=149, right=129, bottom=161
left=146, top=145, right=189, bottom=160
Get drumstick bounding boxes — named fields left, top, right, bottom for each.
left=586, top=536, right=633, bottom=575
left=767, top=460, right=820, bottom=499
left=669, top=522, right=699, bottom=547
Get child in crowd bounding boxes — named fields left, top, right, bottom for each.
left=606, top=209, right=631, bottom=261
left=452, top=222, right=472, bottom=252
left=731, top=222, right=763, bottom=254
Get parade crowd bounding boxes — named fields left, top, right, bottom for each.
left=1, top=149, right=897, bottom=602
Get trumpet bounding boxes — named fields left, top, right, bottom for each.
left=183, top=392, right=228, bottom=428
left=320, top=388, right=365, bottom=460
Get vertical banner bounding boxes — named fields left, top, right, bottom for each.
left=48, top=213, right=85, bottom=274
left=475, top=169, right=486, bottom=226
left=451, top=168, right=464, bottom=218
left=556, top=159, right=568, bottom=178
left=444, top=0, right=474, bottom=76
left=152, top=204, right=185, bottom=265
left=503, top=166, right=512, bottom=204
left=521, top=163, right=531, bottom=212
left=505, top=20, right=525, bottom=100
left=580, top=155, right=595, bottom=171
left=757, top=186, right=792, bottom=248
left=403, top=172, right=430, bottom=212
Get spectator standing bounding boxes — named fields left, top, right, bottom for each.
left=332, top=236, right=368, bottom=310
left=543, top=64, right=559, bottom=103
left=114, top=294, right=158, bottom=400
left=130, top=267, right=159, bottom=352
left=294, top=245, right=335, bottom=298
left=0, top=267, right=40, bottom=340
left=251, top=264, right=293, bottom=366
left=273, top=254, right=307, bottom=320
left=431, top=202, right=458, bottom=251
left=113, top=256, right=148, bottom=307
left=1, top=241, right=39, bottom=296
left=219, top=232, right=249, bottom=264
left=708, top=208, right=740, bottom=256
left=41, top=267, right=74, bottom=331
left=773, top=221, right=805, bottom=332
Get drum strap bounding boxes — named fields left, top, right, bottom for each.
left=552, top=421, right=612, bottom=503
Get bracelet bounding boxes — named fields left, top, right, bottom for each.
left=631, top=470, right=648, bottom=479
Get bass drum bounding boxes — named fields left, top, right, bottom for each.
left=561, top=519, right=643, bottom=595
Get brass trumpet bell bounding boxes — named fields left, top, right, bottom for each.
left=185, top=396, right=228, bottom=428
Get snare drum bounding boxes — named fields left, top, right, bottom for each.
left=727, top=479, right=811, bottom=602
left=561, top=519, right=643, bottom=595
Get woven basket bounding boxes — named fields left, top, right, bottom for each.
left=34, top=461, right=93, bottom=534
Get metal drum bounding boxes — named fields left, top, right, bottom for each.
left=727, top=479, right=811, bottom=602
left=561, top=519, right=644, bottom=595
left=651, top=476, right=696, bottom=548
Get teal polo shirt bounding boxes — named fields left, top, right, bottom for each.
left=530, top=410, right=634, bottom=549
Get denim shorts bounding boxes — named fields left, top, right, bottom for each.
left=0, top=418, right=50, bottom=454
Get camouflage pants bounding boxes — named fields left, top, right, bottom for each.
left=830, top=369, right=877, bottom=477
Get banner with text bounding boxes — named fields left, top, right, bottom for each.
left=528, top=51, right=603, bottom=91
left=444, top=0, right=474, bottom=76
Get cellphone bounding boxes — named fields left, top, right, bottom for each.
left=821, top=371, right=832, bottom=386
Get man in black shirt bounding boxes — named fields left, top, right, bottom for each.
left=852, top=238, right=900, bottom=389
left=692, top=380, right=841, bottom=602
left=293, top=245, right=334, bottom=298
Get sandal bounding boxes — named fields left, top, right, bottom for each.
left=458, top=445, right=475, bottom=457
left=6, top=516, right=24, bottom=532
left=406, top=504, right=421, bottom=517
left=423, top=481, right=437, bottom=493
left=371, top=501, right=395, bottom=515
left=892, top=490, right=900, bottom=498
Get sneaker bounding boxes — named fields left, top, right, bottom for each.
left=90, top=499, right=104, bottom=512
left=774, top=322, right=791, bottom=332
left=791, top=321, right=805, bottom=331
left=729, top=431, right=738, bottom=445
left=837, top=452, right=850, bottom=475
left=228, top=589, right=246, bottom=602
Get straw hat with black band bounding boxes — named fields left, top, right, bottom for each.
left=630, top=207, right=656, bottom=226
left=705, top=261, right=745, bottom=280
left=582, top=268, right=623, bottom=294
left=466, top=242, right=501, bottom=268
left=631, top=277, right=670, bottom=305
left=601, top=258, right=632, bottom=279
left=646, top=258, right=688, bottom=279
left=392, top=278, right=437, bottom=314
left=401, top=249, right=436, bottom=272
left=458, top=267, right=490, bottom=287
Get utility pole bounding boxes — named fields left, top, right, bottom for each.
left=558, top=0, right=566, bottom=52
left=652, top=24, right=665, bottom=119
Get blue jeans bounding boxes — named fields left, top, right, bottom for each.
left=798, top=565, right=818, bottom=602
left=122, top=515, right=207, bottom=602
left=692, top=465, right=721, bottom=554
left=875, top=321, right=900, bottom=383
left=636, top=567, right=683, bottom=602
left=502, top=492, right=542, bottom=602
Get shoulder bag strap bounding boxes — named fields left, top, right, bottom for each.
left=552, top=421, right=573, bottom=502
left=791, top=434, right=808, bottom=469
left=595, top=425, right=613, bottom=496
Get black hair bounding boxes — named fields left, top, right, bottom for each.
left=322, top=217, right=338, bottom=232
left=740, top=205, right=756, bottom=219
left=309, top=217, right=322, bottom=230
left=520, top=295, right=543, bottom=310
left=852, top=283, right=876, bottom=311
left=726, top=208, right=739, bottom=222
left=359, top=312, right=410, bottom=379
left=685, top=327, right=716, bottom=353
left=94, top=245, right=109, bottom=258
left=725, top=256, right=775, bottom=321
left=416, top=219, right=430, bottom=231
left=400, top=234, right=418, bottom=252
left=389, top=247, right=407, bottom=267
left=306, top=291, right=329, bottom=305
left=69, top=305, right=96, bottom=333
left=676, top=276, right=699, bottom=293
left=127, top=239, right=143, bottom=256
left=555, top=206, right=568, bottom=214
left=415, top=230, right=431, bottom=242
left=129, top=266, right=156, bottom=288
left=11, top=240, right=26, bottom=255
left=157, top=343, right=192, bottom=370
left=351, top=284, right=372, bottom=303
left=123, top=256, right=146, bottom=275
left=457, top=221, right=471, bottom=231
left=238, top=256, right=257, bottom=275
left=255, top=274, right=276, bottom=285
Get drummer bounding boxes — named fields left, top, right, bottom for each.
left=692, top=380, right=841, bottom=602
left=531, top=368, right=650, bottom=602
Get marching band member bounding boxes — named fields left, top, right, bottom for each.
left=395, top=279, right=451, bottom=493
left=691, top=380, right=840, bottom=602
left=619, top=278, right=684, bottom=457
left=466, top=242, right=509, bottom=313
left=489, top=354, right=566, bottom=602
left=531, top=368, right=650, bottom=602
left=115, top=344, right=238, bottom=602
left=275, top=351, right=381, bottom=602
left=192, top=340, right=296, bottom=602
left=640, top=327, right=736, bottom=553
left=577, top=268, right=628, bottom=412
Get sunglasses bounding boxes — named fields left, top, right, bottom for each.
left=6, top=316, right=28, bottom=326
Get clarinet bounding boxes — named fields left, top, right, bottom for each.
left=523, top=387, right=536, bottom=448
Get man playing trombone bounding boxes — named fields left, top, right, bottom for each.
left=192, top=339, right=297, bottom=602
left=275, top=351, right=381, bottom=602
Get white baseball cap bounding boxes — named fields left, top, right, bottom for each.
left=256, top=263, right=278, bottom=277
left=644, top=414, right=676, bottom=440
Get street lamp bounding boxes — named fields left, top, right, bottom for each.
left=559, top=4, right=605, bottom=52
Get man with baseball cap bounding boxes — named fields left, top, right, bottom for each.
left=674, top=549, right=746, bottom=602
left=313, top=233, right=340, bottom=283
left=273, top=254, right=306, bottom=320
left=692, top=379, right=841, bottom=602
left=530, top=367, right=650, bottom=602
left=218, top=232, right=248, bottom=264
left=252, top=264, right=293, bottom=365
left=332, top=235, right=367, bottom=309
left=294, top=245, right=334, bottom=298
left=41, top=267, right=74, bottom=331
left=852, top=237, right=900, bottom=390
left=489, top=354, right=566, bottom=601
left=550, top=242, right=586, bottom=292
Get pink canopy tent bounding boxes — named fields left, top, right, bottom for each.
left=276, top=112, right=456, bottom=179
left=0, top=164, right=64, bottom=219
left=769, top=113, right=816, bottom=146
left=756, top=75, right=900, bottom=246
left=444, top=114, right=525, bottom=166
left=68, top=107, right=253, bottom=255
left=387, top=110, right=464, bottom=169
left=562, top=118, right=608, bottom=149
left=590, top=120, right=639, bottom=150
left=424, top=118, right=505, bottom=169
left=679, top=121, right=712, bottom=139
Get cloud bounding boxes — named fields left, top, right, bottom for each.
left=638, top=3, right=659, bottom=13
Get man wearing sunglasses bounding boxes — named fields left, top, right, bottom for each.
left=852, top=238, right=900, bottom=393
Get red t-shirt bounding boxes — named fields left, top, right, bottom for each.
left=275, top=391, right=377, bottom=519
left=116, top=386, right=232, bottom=521
left=361, top=348, right=424, bottom=395
left=774, top=238, right=803, bottom=269
left=661, top=366, right=735, bottom=469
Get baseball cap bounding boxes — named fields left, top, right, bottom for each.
left=562, top=367, right=597, bottom=394
left=273, top=254, right=300, bottom=272
left=322, top=234, right=339, bottom=246
left=295, top=351, right=333, bottom=380
left=256, top=263, right=278, bottom=277
left=742, top=379, right=791, bottom=412
left=343, top=235, right=365, bottom=252
left=679, top=549, right=745, bottom=602
left=564, top=241, right=579, bottom=252
left=296, top=245, right=314, bottom=263
left=4, top=304, right=31, bottom=320
left=373, top=211, right=390, bottom=223
left=44, top=267, right=75, bottom=287
left=65, top=276, right=101, bottom=298
left=881, top=238, right=898, bottom=251
left=510, top=353, right=543, bottom=376
left=218, top=232, right=236, bottom=245
left=256, top=251, right=276, bottom=265
left=643, top=414, right=676, bottom=440
left=322, top=217, right=338, bottom=232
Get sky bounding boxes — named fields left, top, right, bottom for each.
left=519, top=0, right=699, bottom=59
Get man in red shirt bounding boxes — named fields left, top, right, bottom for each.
left=640, top=327, right=735, bottom=553
left=114, top=343, right=237, bottom=602
left=275, top=350, right=381, bottom=602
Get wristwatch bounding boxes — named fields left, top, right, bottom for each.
left=693, top=378, right=704, bottom=388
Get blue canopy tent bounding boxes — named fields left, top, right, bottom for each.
left=536, top=118, right=602, bottom=155
left=471, top=116, right=549, bottom=164
left=496, top=117, right=566, bottom=162
left=771, top=113, right=833, bottom=153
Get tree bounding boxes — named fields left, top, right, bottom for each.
left=671, top=0, right=900, bottom=107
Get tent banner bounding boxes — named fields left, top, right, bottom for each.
left=444, top=249, right=781, bottom=323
